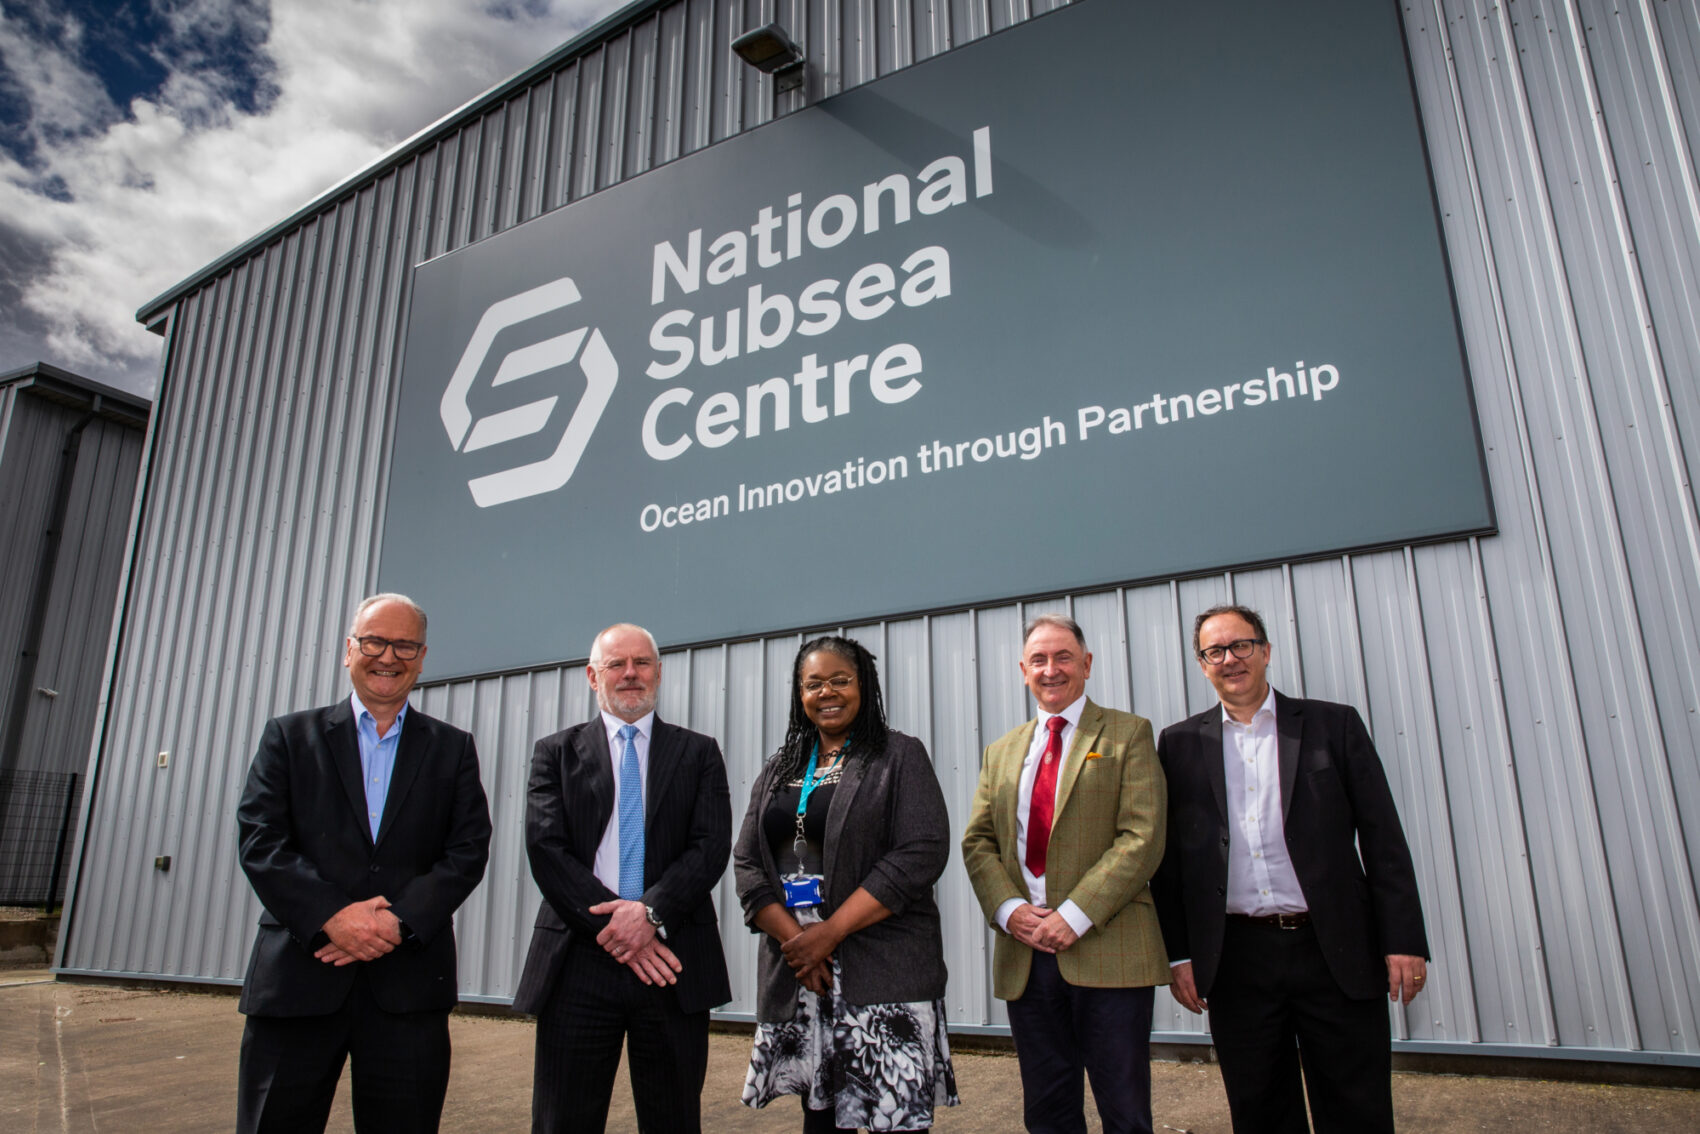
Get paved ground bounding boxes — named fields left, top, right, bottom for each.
left=3, top=968, right=1695, bottom=1132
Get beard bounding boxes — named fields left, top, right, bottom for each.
left=599, top=682, right=658, bottom=720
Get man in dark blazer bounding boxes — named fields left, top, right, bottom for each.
left=235, top=593, right=492, bottom=1134
left=1152, top=603, right=1428, bottom=1134
left=514, top=622, right=732, bottom=1134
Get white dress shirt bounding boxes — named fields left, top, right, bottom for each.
left=592, top=710, right=653, bottom=894
left=994, top=694, right=1093, bottom=937
left=1223, top=687, right=1307, bottom=916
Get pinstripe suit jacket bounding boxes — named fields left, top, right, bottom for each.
left=962, top=698, right=1170, bottom=1000
left=512, top=714, right=732, bottom=1016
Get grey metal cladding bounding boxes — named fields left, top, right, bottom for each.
left=59, top=0, right=1700, bottom=1062
left=0, top=387, right=144, bottom=784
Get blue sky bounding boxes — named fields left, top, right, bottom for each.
left=0, top=0, right=624, bottom=395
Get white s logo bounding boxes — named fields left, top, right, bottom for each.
left=439, top=277, right=618, bottom=508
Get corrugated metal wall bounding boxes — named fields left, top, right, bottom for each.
left=58, top=0, right=1700, bottom=1065
left=0, top=375, right=148, bottom=777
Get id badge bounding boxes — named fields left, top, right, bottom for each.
left=781, top=873, right=824, bottom=908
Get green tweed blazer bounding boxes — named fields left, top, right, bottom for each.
left=961, top=698, right=1170, bottom=1000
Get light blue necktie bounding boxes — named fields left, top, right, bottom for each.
left=617, top=724, right=645, bottom=900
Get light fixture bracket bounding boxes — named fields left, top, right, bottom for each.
left=732, top=23, right=805, bottom=95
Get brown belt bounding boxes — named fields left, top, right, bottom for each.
left=1227, top=911, right=1311, bottom=930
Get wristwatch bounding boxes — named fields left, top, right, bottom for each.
left=644, top=904, right=667, bottom=940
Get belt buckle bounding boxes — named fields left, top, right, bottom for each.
left=1273, top=912, right=1304, bottom=930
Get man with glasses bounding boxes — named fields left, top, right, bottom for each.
left=235, top=593, right=492, bottom=1133
left=515, top=622, right=732, bottom=1134
left=1152, top=604, right=1428, bottom=1134
left=962, top=614, right=1169, bottom=1134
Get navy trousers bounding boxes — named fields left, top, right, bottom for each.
left=1005, top=951, right=1155, bottom=1134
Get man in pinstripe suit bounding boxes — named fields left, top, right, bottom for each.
left=514, top=622, right=732, bottom=1134
left=962, top=614, right=1170, bottom=1134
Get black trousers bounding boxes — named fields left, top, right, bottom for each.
left=236, top=973, right=451, bottom=1134
left=1208, top=918, right=1395, bottom=1134
left=531, top=938, right=709, bottom=1134
left=1005, top=951, right=1155, bottom=1134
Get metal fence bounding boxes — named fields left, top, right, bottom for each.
left=0, top=771, right=82, bottom=908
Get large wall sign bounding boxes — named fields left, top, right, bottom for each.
left=380, top=0, right=1493, bottom=679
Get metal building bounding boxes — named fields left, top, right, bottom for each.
left=53, top=0, right=1700, bottom=1071
left=0, top=362, right=149, bottom=905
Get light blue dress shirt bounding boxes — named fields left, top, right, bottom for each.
left=352, top=693, right=408, bottom=841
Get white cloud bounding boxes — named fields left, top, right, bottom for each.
left=0, top=0, right=627, bottom=394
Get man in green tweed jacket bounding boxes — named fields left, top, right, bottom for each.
left=962, top=614, right=1168, bottom=1134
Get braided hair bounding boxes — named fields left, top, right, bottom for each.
left=771, top=635, right=890, bottom=781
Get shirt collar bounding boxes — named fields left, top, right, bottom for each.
left=1040, top=694, right=1088, bottom=731
left=601, top=710, right=655, bottom=742
left=1219, top=685, right=1276, bottom=727
left=350, top=691, right=408, bottom=734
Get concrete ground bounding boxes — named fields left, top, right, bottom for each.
left=2, top=968, right=1695, bottom=1132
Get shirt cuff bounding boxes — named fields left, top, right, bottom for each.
left=1170, top=957, right=1191, bottom=967
left=1058, top=900, right=1093, bottom=938
left=995, top=897, right=1025, bottom=933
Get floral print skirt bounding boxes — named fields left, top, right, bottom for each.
left=741, top=914, right=959, bottom=1130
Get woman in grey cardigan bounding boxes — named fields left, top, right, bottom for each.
left=734, top=635, right=958, bottom=1132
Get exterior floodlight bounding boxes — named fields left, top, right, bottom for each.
left=732, top=23, right=805, bottom=94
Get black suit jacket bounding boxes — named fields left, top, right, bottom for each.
left=513, top=715, right=733, bottom=1016
left=1152, top=691, right=1428, bottom=1000
left=236, top=699, right=493, bottom=1017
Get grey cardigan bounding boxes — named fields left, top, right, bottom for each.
left=732, top=730, right=950, bottom=1022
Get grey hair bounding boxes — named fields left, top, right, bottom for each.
left=349, top=593, right=427, bottom=638
left=1022, top=613, right=1086, bottom=651
left=589, top=623, right=660, bottom=665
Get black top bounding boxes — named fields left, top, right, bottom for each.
left=761, top=778, right=839, bottom=874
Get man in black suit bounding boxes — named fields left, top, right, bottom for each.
left=514, top=622, right=732, bottom=1134
left=236, top=593, right=492, bottom=1133
left=1152, top=603, right=1428, bottom=1134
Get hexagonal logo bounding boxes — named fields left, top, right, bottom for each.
left=438, top=277, right=618, bottom=508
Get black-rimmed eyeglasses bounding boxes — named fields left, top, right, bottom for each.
left=1197, top=638, right=1265, bottom=666
left=353, top=635, right=423, bottom=660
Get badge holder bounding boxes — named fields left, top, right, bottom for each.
left=781, top=741, right=836, bottom=908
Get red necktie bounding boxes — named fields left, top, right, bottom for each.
left=1024, top=715, right=1068, bottom=878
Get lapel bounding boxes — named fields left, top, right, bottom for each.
left=575, top=720, right=617, bottom=853
left=1200, top=708, right=1228, bottom=827
left=823, top=742, right=870, bottom=874
left=998, top=718, right=1038, bottom=829
left=374, top=707, right=427, bottom=847
left=1274, top=689, right=1302, bottom=822
left=644, top=717, right=680, bottom=832
left=1052, top=698, right=1103, bottom=822
left=323, top=699, right=371, bottom=847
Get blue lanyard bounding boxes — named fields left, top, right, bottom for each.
left=797, top=739, right=847, bottom=820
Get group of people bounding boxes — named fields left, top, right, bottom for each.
left=234, top=594, right=1428, bottom=1134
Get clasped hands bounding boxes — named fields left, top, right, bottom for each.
left=780, top=920, right=841, bottom=996
left=316, top=895, right=402, bottom=965
left=1007, top=902, right=1079, bottom=954
left=589, top=898, right=682, bottom=986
